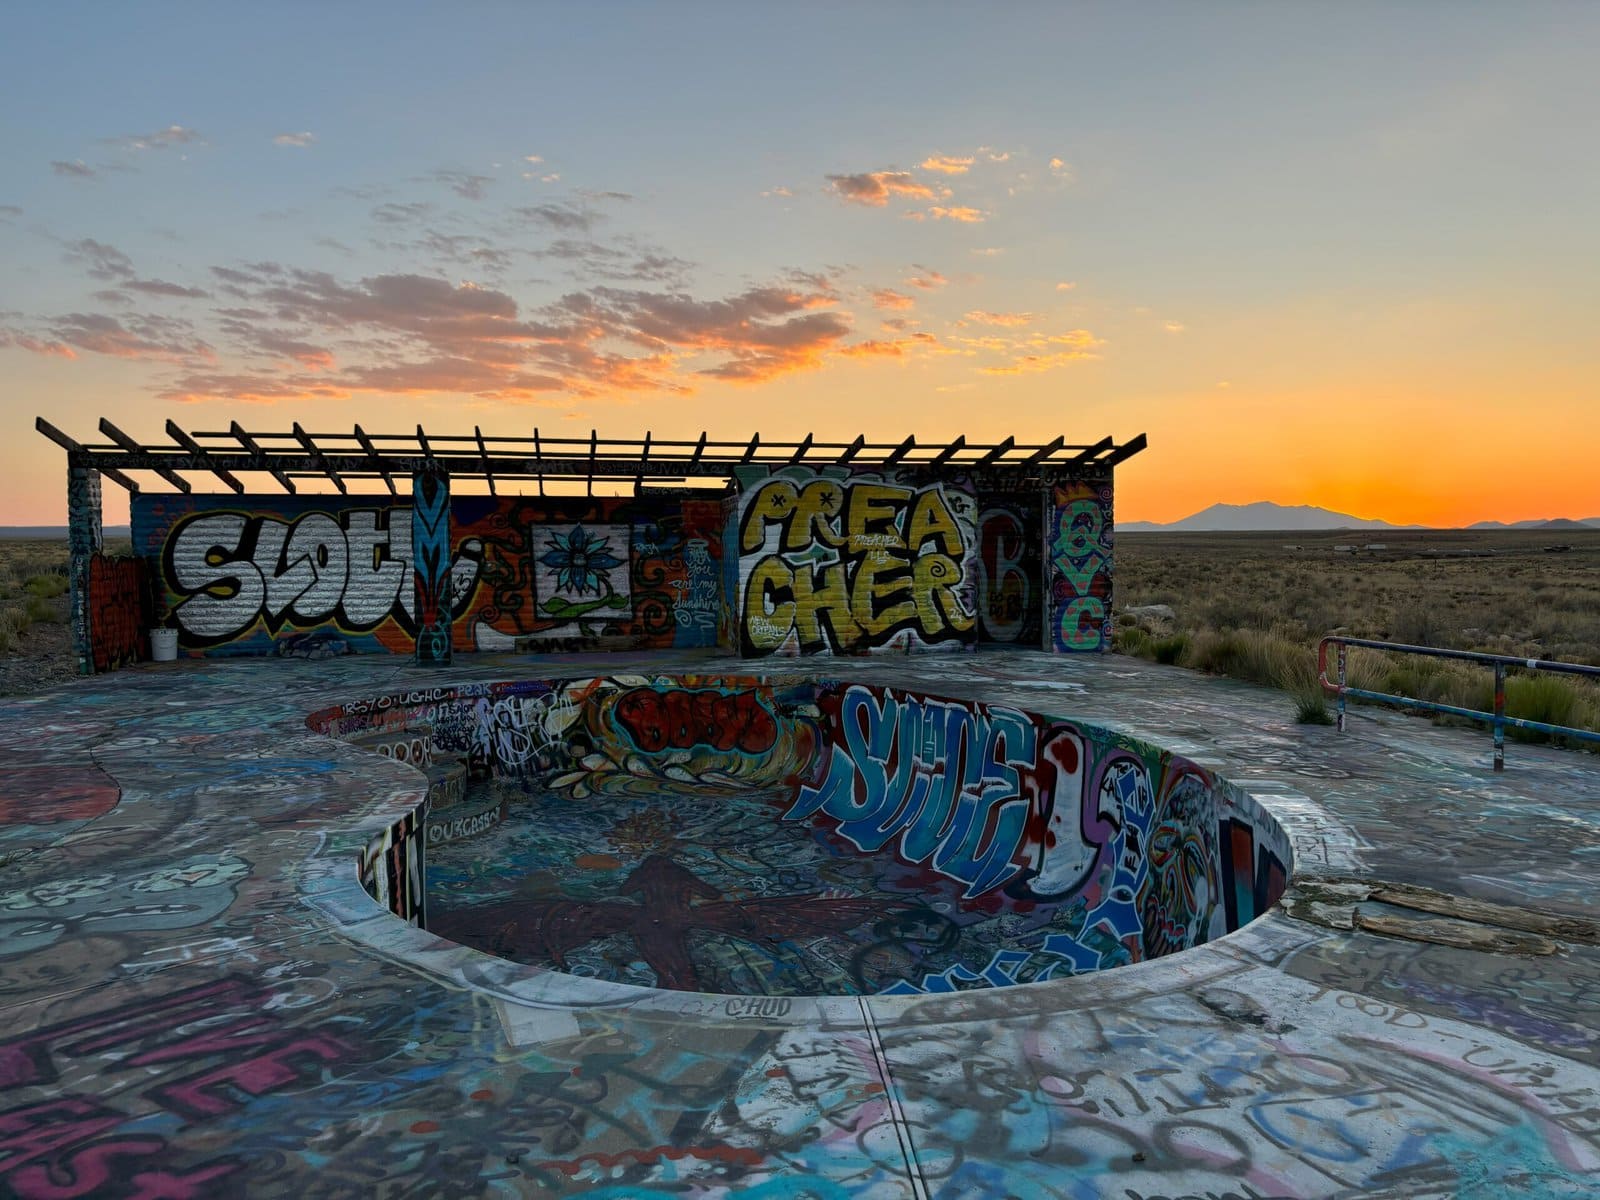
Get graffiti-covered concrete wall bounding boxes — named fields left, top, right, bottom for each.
left=132, top=492, right=725, bottom=657
left=127, top=468, right=1115, bottom=659
left=86, top=554, right=152, bottom=673
left=1049, top=478, right=1114, bottom=653
left=730, top=465, right=981, bottom=656
left=974, top=493, right=1043, bottom=646
left=310, top=675, right=1291, bottom=991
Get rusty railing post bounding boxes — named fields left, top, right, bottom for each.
left=1336, top=642, right=1347, bottom=733
left=1493, top=661, right=1506, bottom=772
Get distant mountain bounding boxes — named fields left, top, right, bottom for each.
left=1469, top=517, right=1600, bottom=530
left=1119, top=502, right=1418, bottom=533
left=0, top=525, right=129, bottom=540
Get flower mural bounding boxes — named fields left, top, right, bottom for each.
left=534, top=524, right=632, bottom=621
left=540, top=526, right=623, bottom=596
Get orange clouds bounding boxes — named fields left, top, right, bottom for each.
left=871, top=288, right=916, bottom=311
left=826, top=171, right=947, bottom=206
left=920, top=155, right=975, bottom=175
left=928, top=205, right=986, bottom=223
left=963, top=310, right=1034, bottom=327
left=979, top=329, right=1104, bottom=374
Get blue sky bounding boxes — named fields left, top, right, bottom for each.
left=4, top=3, right=1597, bottom=525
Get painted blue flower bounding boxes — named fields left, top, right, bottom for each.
left=539, top=526, right=623, bottom=596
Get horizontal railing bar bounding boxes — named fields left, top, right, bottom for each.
left=1332, top=684, right=1600, bottom=744
left=1320, top=634, right=1600, bottom=680
left=1318, top=635, right=1600, bottom=769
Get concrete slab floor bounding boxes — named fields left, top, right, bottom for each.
left=1, top=650, right=1597, bottom=1198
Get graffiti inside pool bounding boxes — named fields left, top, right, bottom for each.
left=314, top=676, right=1291, bottom=997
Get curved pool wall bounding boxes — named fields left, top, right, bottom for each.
left=307, top=675, right=1292, bottom=995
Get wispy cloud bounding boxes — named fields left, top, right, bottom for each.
left=1163, top=321, right=1186, bottom=333
left=963, top=310, right=1034, bottom=327
left=920, top=154, right=975, bottom=175
left=928, top=206, right=986, bottom=223
left=515, top=202, right=600, bottom=232
left=826, top=170, right=946, bottom=207
left=372, top=201, right=436, bottom=225
left=102, top=125, right=204, bottom=152
left=0, top=331, right=76, bottom=358
left=65, top=238, right=134, bottom=280
left=431, top=169, right=494, bottom=201
left=126, top=279, right=210, bottom=299
left=51, top=160, right=96, bottom=178
left=760, top=186, right=793, bottom=198
left=57, top=260, right=871, bottom=403
left=3, top=173, right=927, bottom=407
left=273, top=132, right=316, bottom=147
left=0, top=205, right=21, bottom=221
left=980, top=329, right=1103, bottom=374
left=34, top=312, right=212, bottom=362
left=1056, top=281, right=1077, bottom=291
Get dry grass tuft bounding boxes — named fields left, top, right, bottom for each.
left=1116, top=528, right=1600, bottom=740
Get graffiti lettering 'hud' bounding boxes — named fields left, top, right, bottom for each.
left=739, top=476, right=976, bottom=655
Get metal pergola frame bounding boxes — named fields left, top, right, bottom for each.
left=38, top=418, right=1147, bottom=496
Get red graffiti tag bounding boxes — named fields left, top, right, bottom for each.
left=613, top=688, right=778, bottom=754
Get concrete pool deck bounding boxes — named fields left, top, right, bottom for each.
left=1, top=650, right=1597, bottom=1198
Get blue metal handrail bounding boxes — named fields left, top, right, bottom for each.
left=1318, top=635, right=1600, bottom=770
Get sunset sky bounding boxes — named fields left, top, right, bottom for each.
left=3, top=4, right=1596, bottom=528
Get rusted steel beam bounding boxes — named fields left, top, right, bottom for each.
left=294, top=422, right=346, bottom=494
left=101, top=418, right=190, bottom=493
left=475, top=426, right=496, bottom=495
left=975, top=435, right=1016, bottom=468
left=354, top=425, right=397, bottom=495
left=35, top=417, right=83, bottom=453
left=1096, top=432, right=1148, bottom=468
left=883, top=435, right=915, bottom=468
left=929, top=435, right=966, bottom=469
left=166, top=420, right=243, bottom=493
left=1023, top=435, right=1065, bottom=466
left=231, top=422, right=295, bottom=493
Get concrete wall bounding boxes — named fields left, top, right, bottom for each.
left=729, top=465, right=982, bottom=656
left=132, top=492, right=725, bottom=657
left=85, top=554, right=151, bottom=673
left=127, top=471, right=1115, bottom=659
left=1049, top=478, right=1115, bottom=652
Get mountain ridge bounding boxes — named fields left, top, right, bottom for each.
left=1120, top=501, right=1599, bottom=533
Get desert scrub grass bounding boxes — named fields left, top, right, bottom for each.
left=1504, top=673, right=1600, bottom=744
left=0, top=608, right=27, bottom=654
left=1181, top=628, right=1334, bottom=723
left=23, top=574, right=67, bottom=599
left=1152, top=634, right=1189, bottom=665
left=1114, top=625, right=1152, bottom=657
left=1115, top=528, right=1600, bottom=740
left=23, top=594, right=60, bottom=624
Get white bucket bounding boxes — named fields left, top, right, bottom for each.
left=150, top=628, right=179, bottom=662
